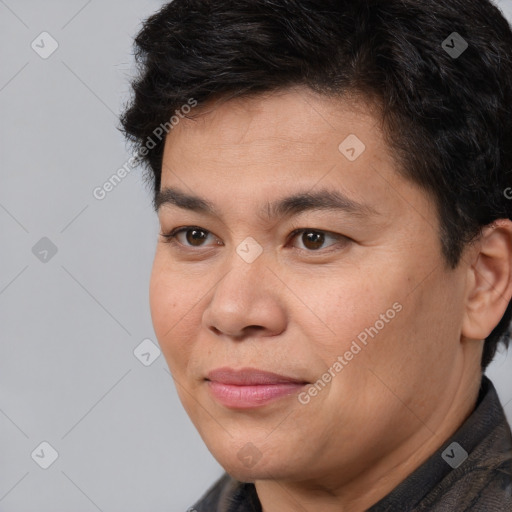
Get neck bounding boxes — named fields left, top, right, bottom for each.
left=255, top=364, right=482, bottom=512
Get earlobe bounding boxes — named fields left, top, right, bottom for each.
left=462, top=219, right=512, bottom=341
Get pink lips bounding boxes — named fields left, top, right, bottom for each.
left=206, top=367, right=307, bottom=409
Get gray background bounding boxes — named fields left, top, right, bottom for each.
left=1, top=1, right=511, bottom=511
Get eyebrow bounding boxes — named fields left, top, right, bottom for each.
left=154, top=186, right=379, bottom=220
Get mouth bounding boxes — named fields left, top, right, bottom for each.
left=205, top=367, right=309, bottom=409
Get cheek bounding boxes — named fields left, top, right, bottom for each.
left=310, top=267, right=425, bottom=380
left=149, top=256, right=200, bottom=371
left=296, top=272, right=398, bottom=359
left=356, top=269, right=465, bottom=391
left=149, top=260, right=175, bottom=340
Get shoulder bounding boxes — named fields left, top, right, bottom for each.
left=418, top=458, right=512, bottom=511
left=370, top=376, right=512, bottom=511
left=417, top=377, right=512, bottom=511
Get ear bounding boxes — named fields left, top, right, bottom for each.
left=462, top=219, right=512, bottom=340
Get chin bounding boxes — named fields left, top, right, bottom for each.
left=219, top=458, right=281, bottom=483
left=208, top=441, right=299, bottom=482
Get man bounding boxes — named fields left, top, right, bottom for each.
left=121, top=0, right=512, bottom=510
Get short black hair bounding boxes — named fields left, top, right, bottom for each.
left=120, top=0, right=512, bottom=370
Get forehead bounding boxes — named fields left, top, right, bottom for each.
left=162, top=88, right=384, bottom=181
left=158, top=87, right=430, bottom=225
left=167, top=88, right=382, bottom=150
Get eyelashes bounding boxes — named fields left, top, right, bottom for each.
left=160, top=225, right=351, bottom=254
left=160, top=226, right=221, bottom=249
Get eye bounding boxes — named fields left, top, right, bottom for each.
left=160, top=226, right=222, bottom=248
left=288, top=228, right=349, bottom=252
left=160, top=226, right=350, bottom=252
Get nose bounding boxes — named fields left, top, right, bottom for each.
left=202, top=249, right=287, bottom=340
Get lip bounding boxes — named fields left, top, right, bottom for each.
left=206, top=367, right=308, bottom=409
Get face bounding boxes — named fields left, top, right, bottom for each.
left=149, top=88, right=470, bottom=483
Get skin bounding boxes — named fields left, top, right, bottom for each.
left=149, top=87, right=512, bottom=512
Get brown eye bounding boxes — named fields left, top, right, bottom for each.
left=184, top=228, right=209, bottom=246
left=300, top=231, right=325, bottom=251
left=161, top=226, right=220, bottom=248
left=289, top=229, right=349, bottom=252
left=161, top=226, right=349, bottom=253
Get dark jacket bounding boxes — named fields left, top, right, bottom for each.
left=190, top=375, right=512, bottom=511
